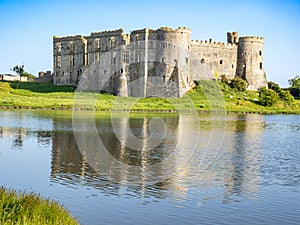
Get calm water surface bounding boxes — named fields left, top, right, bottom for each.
left=0, top=110, right=300, bottom=225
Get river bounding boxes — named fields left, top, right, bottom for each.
left=0, top=110, right=299, bottom=225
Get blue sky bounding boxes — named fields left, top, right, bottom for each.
left=0, top=0, right=299, bottom=86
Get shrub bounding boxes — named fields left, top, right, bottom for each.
left=279, top=89, right=294, bottom=105
left=230, top=77, right=247, bottom=92
left=259, top=88, right=279, bottom=106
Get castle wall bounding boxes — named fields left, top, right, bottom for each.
left=53, top=27, right=267, bottom=97
left=53, top=35, right=87, bottom=85
left=190, top=40, right=238, bottom=80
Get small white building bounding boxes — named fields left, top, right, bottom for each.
left=0, top=74, right=28, bottom=82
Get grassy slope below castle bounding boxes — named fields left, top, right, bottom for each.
left=0, top=81, right=299, bottom=114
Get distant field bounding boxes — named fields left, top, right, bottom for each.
left=0, top=81, right=299, bottom=114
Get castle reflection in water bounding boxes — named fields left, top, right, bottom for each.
left=0, top=111, right=264, bottom=201
left=49, top=113, right=264, bottom=202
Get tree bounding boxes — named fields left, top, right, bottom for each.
left=11, top=64, right=25, bottom=76
left=259, top=88, right=279, bottom=106
left=21, top=72, right=36, bottom=81
left=11, top=64, right=36, bottom=81
left=288, top=75, right=300, bottom=98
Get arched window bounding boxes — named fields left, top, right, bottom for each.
left=260, top=62, right=263, bottom=70
left=220, top=60, right=223, bottom=65
left=201, top=58, right=205, bottom=63
left=259, top=50, right=262, bottom=56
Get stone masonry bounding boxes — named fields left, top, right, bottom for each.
left=53, top=27, right=267, bottom=97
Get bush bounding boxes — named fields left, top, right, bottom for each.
left=259, top=88, right=279, bottom=106
left=279, top=90, right=294, bottom=105
left=230, top=77, right=247, bottom=92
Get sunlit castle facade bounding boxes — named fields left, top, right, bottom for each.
left=53, top=27, right=267, bottom=97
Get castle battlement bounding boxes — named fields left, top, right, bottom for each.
left=190, top=39, right=236, bottom=49
left=90, top=29, right=124, bottom=37
left=53, top=35, right=86, bottom=42
left=52, top=27, right=267, bottom=97
left=239, top=36, right=264, bottom=43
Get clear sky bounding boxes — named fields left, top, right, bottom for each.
left=0, top=0, right=299, bottom=87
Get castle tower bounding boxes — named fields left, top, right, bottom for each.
left=53, top=35, right=87, bottom=85
left=236, top=37, right=267, bottom=90
left=227, top=32, right=239, bottom=44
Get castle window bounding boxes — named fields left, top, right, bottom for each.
left=260, top=62, right=263, bottom=70
left=110, top=38, right=116, bottom=48
left=122, top=49, right=130, bottom=63
left=135, top=34, right=140, bottom=46
left=69, top=42, right=74, bottom=52
left=220, top=60, right=223, bottom=65
left=95, top=52, right=100, bottom=61
left=232, top=64, right=234, bottom=68
left=56, top=56, right=61, bottom=68
left=162, top=57, right=166, bottom=63
left=244, top=52, right=247, bottom=55
left=56, top=43, right=61, bottom=53
left=259, top=50, right=262, bottom=56
left=186, top=58, right=189, bottom=64
left=201, top=58, right=205, bottom=63
left=135, top=50, right=141, bottom=63
left=70, top=55, right=75, bottom=66
left=95, top=39, right=100, bottom=50
left=111, top=52, right=116, bottom=65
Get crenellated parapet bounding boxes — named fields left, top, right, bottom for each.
left=190, top=39, right=237, bottom=49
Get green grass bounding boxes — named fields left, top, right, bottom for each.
left=0, top=80, right=300, bottom=114
left=0, top=187, right=79, bottom=225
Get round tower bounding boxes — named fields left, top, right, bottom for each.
left=236, top=36, right=267, bottom=90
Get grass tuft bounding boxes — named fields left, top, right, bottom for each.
left=0, top=187, right=79, bottom=225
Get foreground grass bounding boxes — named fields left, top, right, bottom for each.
left=0, top=81, right=299, bottom=114
left=0, top=187, right=79, bottom=225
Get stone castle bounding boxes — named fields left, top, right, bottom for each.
left=53, top=27, right=267, bottom=97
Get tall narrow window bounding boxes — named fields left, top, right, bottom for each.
left=122, top=49, right=130, bottom=63
left=135, top=50, right=141, bottom=63
left=260, top=62, right=263, bottom=70
left=259, top=50, right=262, bottom=56
left=70, top=55, right=75, bottom=66
left=220, top=60, right=223, bottom=65
left=56, top=56, right=61, bottom=67
left=110, top=38, right=116, bottom=49
left=69, top=42, right=74, bottom=52
left=56, top=43, right=61, bottom=53
left=201, top=58, right=205, bottom=64
left=162, top=57, right=166, bottom=63
left=136, top=34, right=140, bottom=46
left=95, top=39, right=100, bottom=50
left=111, top=52, right=116, bottom=65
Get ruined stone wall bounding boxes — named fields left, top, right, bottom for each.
left=53, top=35, right=87, bottom=85
left=190, top=39, right=238, bottom=80
left=53, top=27, right=266, bottom=97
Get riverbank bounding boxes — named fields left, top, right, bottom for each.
left=0, top=187, right=79, bottom=225
left=0, top=81, right=299, bottom=114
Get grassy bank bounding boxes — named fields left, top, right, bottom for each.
left=0, top=81, right=299, bottom=114
left=0, top=187, right=79, bottom=225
